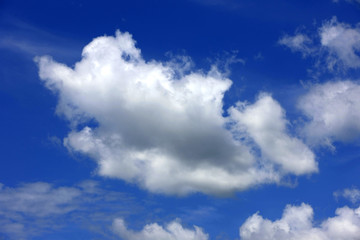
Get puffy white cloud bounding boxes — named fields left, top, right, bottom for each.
left=112, top=218, right=208, bottom=240
left=239, top=203, right=360, bottom=240
left=298, top=80, right=360, bottom=147
left=229, top=94, right=317, bottom=175
left=278, top=34, right=314, bottom=57
left=37, top=30, right=316, bottom=195
left=334, top=187, right=360, bottom=204
left=320, top=17, right=360, bottom=70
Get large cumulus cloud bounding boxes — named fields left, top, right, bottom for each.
left=37, top=30, right=316, bottom=195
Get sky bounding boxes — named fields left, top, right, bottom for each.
left=1, top=0, right=360, bottom=239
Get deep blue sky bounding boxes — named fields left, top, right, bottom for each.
left=1, top=0, right=360, bottom=239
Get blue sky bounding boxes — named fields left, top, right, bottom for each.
left=1, top=0, right=360, bottom=239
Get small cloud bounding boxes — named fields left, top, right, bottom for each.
left=112, top=218, right=209, bottom=240
left=279, top=17, right=360, bottom=74
left=48, top=135, right=62, bottom=146
left=334, top=187, right=360, bottom=203
left=189, top=0, right=242, bottom=10
left=333, top=0, right=360, bottom=4
left=279, top=33, right=315, bottom=57
left=253, top=52, right=264, bottom=61
left=319, top=17, right=360, bottom=71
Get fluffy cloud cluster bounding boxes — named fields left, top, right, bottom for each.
left=279, top=17, right=360, bottom=71
left=37, top=30, right=316, bottom=195
left=240, top=203, right=360, bottom=240
left=112, top=218, right=208, bottom=240
left=298, top=81, right=360, bottom=147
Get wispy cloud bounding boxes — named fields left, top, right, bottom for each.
left=240, top=203, right=360, bottom=240
left=334, top=187, right=360, bottom=203
left=0, top=16, right=80, bottom=59
left=188, top=0, right=243, bottom=10
left=333, top=0, right=360, bottom=4
left=278, top=33, right=315, bottom=57
left=0, top=181, right=140, bottom=239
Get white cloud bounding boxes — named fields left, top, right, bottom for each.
left=334, top=187, right=360, bottom=204
left=278, top=34, right=314, bottom=57
left=298, top=80, right=360, bottom=147
left=229, top=94, right=317, bottom=175
left=320, top=17, right=360, bottom=70
left=37, top=30, right=316, bottom=196
left=239, top=203, right=360, bottom=240
left=112, top=218, right=208, bottom=240
left=279, top=18, right=360, bottom=72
